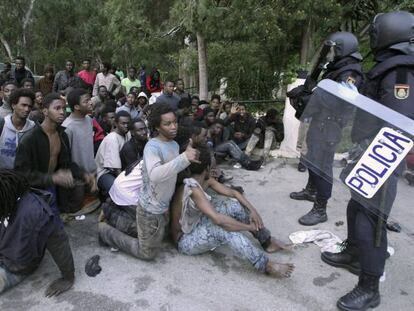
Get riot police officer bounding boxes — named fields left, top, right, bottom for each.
left=321, top=11, right=414, bottom=311
left=290, top=32, right=364, bottom=226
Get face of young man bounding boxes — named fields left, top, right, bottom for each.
left=205, top=112, right=216, bottom=124
left=44, top=99, right=66, bottom=124
left=211, top=123, right=223, bottom=136
left=76, top=94, right=93, bottom=116
left=176, top=80, right=184, bottom=92
left=98, top=87, right=108, bottom=99
left=65, top=61, right=74, bottom=72
left=224, top=104, right=232, bottom=114
left=82, top=61, right=90, bottom=71
left=3, top=84, right=17, bottom=102
left=164, top=82, right=174, bottom=95
left=12, top=97, right=33, bottom=120
left=15, top=59, right=24, bottom=71
left=239, top=105, right=246, bottom=117
left=126, top=93, right=137, bottom=106
left=210, top=98, right=220, bottom=110
left=45, top=71, right=54, bottom=79
left=137, top=96, right=146, bottom=107
left=105, top=112, right=116, bottom=127
left=116, top=116, right=130, bottom=136
left=193, top=128, right=208, bottom=145
left=128, top=68, right=136, bottom=79
left=35, top=92, right=43, bottom=106
left=157, top=112, right=177, bottom=140
left=132, top=121, right=148, bottom=141
left=23, top=81, right=34, bottom=90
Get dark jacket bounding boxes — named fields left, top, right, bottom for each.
left=120, top=138, right=146, bottom=170
left=227, top=113, right=256, bottom=144
left=255, top=116, right=284, bottom=147
left=0, top=189, right=60, bottom=274
left=155, top=93, right=181, bottom=111
left=14, top=124, right=84, bottom=203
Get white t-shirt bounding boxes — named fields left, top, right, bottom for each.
left=95, top=132, right=127, bottom=180
left=109, top=161, right=143, bottom=206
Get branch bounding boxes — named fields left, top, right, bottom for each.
left=0, top=34, right=13, bottom=60
left=22, top=0, right=36, bottom=48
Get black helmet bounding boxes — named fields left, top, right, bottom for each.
left=327, top=32, right=362, bottom=61
left=370, top=11, right=414, bottom=54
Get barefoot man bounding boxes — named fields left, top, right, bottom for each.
left=171, top=143, right=294, bottom=278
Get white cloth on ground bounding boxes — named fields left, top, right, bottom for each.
left=289, top=229, right=343, bottom=253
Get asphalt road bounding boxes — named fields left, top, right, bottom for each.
left=1, top=158, right=413, bottom=311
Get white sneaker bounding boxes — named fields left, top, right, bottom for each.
left=233, top=163, right=242, bottom=169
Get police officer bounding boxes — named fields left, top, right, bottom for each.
left=290, top=32, right=364, bottom=226
left=321, top=11, right=414, bottom=311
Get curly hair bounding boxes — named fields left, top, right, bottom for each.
left=147, top=102, right=175, bottom=132
left=0, top=169, right=30, bottom=222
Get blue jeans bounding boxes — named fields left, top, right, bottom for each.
left=0, top=264, right=27, bottom=294
left=98, top=173, right=116, bottom=194
left=178, top=195, right=269, bottom=272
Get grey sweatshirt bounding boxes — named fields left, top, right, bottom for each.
left=62, top=115, right=97, bottom=173
left=0, top=115, right=35, bottom=169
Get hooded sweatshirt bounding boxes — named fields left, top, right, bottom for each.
left=0, top=115, right=35, bottom=168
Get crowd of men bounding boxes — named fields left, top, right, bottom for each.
left=0, top=10, right=414, bottom=311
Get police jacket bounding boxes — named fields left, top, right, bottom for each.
left=351, top=51, right=414, bottom=143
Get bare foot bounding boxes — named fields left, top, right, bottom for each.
left=265, top=237, right=294, bottom=253
left=265, top=261, right=295, bottom=278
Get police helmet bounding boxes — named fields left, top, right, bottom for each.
left=327, top=32, right=362, bottom=61
left=370, top=11, right=414, bottom=54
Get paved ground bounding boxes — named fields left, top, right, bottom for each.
left=1, top=158, right=414, bottom=311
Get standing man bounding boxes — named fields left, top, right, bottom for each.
left=289, top=32, right=364, bottom=226
left=121, top=66, right=141, bottom=94
left=62, top=89, right=97, bottom=210
left=14, top=93, right=87, bottom=214
left=10, top=56, right=33, bottom=86
left=53, top=60, right=80, bottom=93
left=155, top=80, right=180, bottom=111
left=98, top=103, right=199, bottom=260
left=0, top=89, right=35, bottom=169
left=36, top=64, right=55, bottom=96
left=322, top=11, right=414, bottom=311
left=93, top=62, right=121, bottom=98
left=0, top=81, right=18, bottom=118
left=78, top=58, right=97, bottom=92
left=175, top=78, right=191, bottom=101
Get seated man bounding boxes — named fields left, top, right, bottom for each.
left=120, top=118, right=148, bottom=170
left=170, top=143, right=295, bottom=278
left=0, top=169, right=74, bottom=296
left=245, top=108, right=284, bottom=163
left=226, top=103, right=256, bottom=150
left=95, top=111, right=131, bottom=196
left=208, top=120, right=263, bottom=170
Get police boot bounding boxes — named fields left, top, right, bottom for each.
left=321, top=240, right=360, bottom=275
left=298, top=199, right=327, bottom=226
left=337, top=273, right=380, bottom=311
left=240, top=155, right=263, bottom=171
left=289, top=182, right=316, bottom=202
left=98, top=222, right=139, bottom=257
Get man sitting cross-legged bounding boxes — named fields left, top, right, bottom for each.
left=170, top=143, right=295, bottom=278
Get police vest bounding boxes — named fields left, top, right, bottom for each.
left=352, top=54, right=414, bottom=143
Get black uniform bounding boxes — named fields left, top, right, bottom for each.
left=303, top=57, right=363, bottom=202
left=343, top=51, right=414, bottom=277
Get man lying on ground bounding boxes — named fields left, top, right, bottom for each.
left=170, top=143, right=294, bottom=278
left=0, top=169, right=74, bottom=296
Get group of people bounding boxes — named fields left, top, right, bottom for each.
left=0, top=10, right=413, bottom=311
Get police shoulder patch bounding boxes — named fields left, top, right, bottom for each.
left=394, top=84, right=410, bottom=100
left=346, top=76, right=356, bottom=85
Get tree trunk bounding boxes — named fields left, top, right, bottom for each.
left=300, top=19, right=312, bottom=67
left=22, top=0, right=36, bottom=50
left=0, top=35, right=13, bottom=61
left=196, top=31, right=208, bottom=100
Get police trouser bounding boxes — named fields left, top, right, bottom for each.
left=307, top=169, right=333, bottom=203
left=346, top=199, right=388, bottom=277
